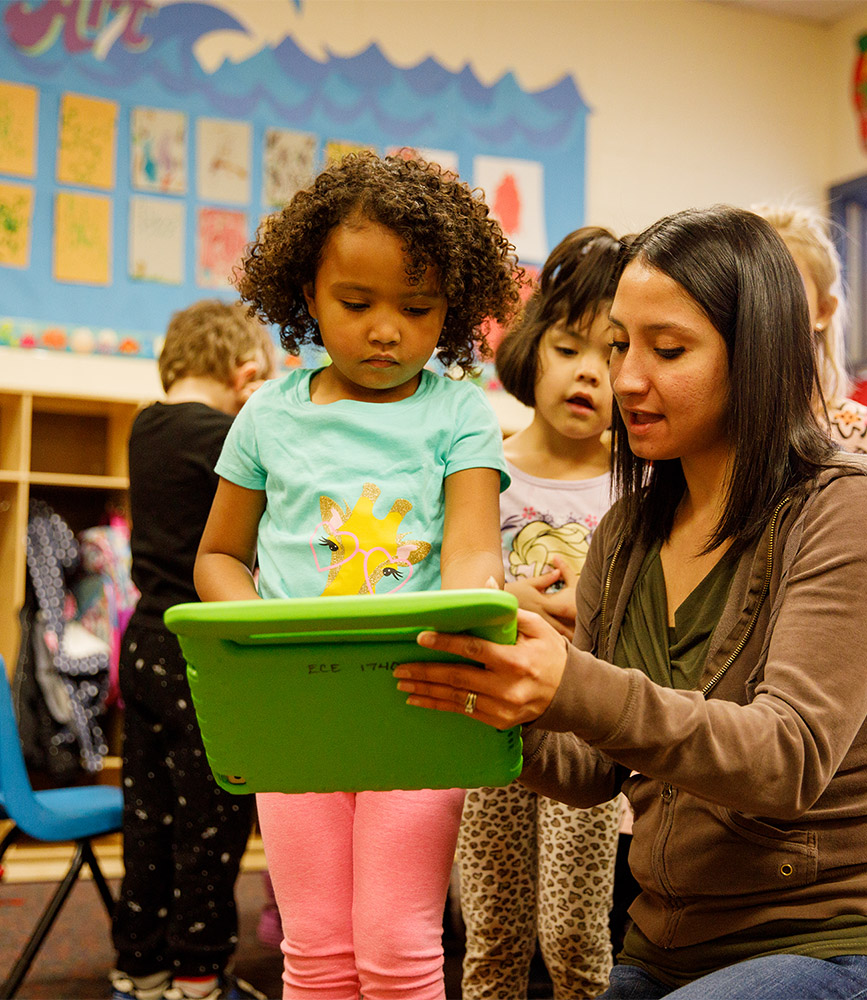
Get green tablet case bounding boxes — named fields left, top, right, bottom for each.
left=164, top=589, right=522, bottom=794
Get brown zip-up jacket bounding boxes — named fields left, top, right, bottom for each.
left=521, top=460, right=867, bottom=949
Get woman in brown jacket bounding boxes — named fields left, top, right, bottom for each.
left=395, top=205, right=867, bottom=999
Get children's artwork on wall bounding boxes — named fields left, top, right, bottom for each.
left=197, top=117, right=252, bottom=205
left=0, top=181, right=34, bottom=267
left=56, top=93, right=117, bottom=190
left=0, top=1, right=587, bottom=366
left=263, top=127, right=316, bottom=207
left=129, top=196, right=185, bottom=284
left=197, top=206, right=248, bottom=288
left=474, top=263, right=539, bottom=387
left=325, top=139, right=377, bottom=166
left=131, top=107, right=187, bottom=195
left=474, top=155, right=548, bottom=265
left=387, top=146, right=460, bottom=176
left=0, top=80, right=38, bottom=178
left=54, top=191, right=112, bottom=285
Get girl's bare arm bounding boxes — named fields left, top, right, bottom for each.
left=439, top=467, right=505, bottom=590
left=194, top=478, right=266, bottom=601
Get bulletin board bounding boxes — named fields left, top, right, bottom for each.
left=0, top=0, right=588, bottom=371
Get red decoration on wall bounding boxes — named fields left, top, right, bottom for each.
left=853, top=34, right=867, bottom=151
left=493, top=174, right=521, bottom=237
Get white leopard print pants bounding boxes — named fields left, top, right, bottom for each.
left=457, top=783, right=622, bottom=999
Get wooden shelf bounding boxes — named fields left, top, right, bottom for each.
left=28, top=472, right=130, bottom=489
left=0, top=387, right=144, bottom=677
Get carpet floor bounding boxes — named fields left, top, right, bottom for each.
left=1, top=870, right=555, bottom=999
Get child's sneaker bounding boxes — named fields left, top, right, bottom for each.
left=163, top=973, right=267, bottom=1000
left=221, top=975, right=268, bottom=1000
left=109, top=970, right=171, bottom=1000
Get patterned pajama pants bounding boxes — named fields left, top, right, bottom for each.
left=112, top=619, right=254, bottom=977
left=457, top=783, right=621, bottom=999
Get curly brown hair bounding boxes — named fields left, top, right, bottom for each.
left=234, top=152, right=523, bottom=375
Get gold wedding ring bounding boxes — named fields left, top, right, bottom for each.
left=464, top=691, right=478, bottom=715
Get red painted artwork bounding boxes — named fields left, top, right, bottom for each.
left=493, top=173, right=521, bottom=236
left=196, top=207, right=248, bottom=289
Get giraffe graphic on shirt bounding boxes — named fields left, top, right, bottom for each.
left=310, top=482, right=432, bottom=596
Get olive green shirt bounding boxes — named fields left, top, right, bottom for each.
left=614, top=540, right=738, bottom=692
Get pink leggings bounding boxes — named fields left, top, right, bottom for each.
left=257, top=787, right=465, bottom=1000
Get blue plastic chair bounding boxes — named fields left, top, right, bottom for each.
left=0, top=656, right=123, bottom=999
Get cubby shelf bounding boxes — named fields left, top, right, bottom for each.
left=0, top=387, right=145, bottom=676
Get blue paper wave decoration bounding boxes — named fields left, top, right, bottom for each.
left=0, top=0, right=587, bottom=349
left=2, top=3, right=586, bottom=151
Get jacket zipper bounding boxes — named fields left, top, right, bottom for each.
left=599, top=534, right=626, bottom=656
left=655, top=779, right=682, bottom=943
left=700, top=494, right=791, bottom=697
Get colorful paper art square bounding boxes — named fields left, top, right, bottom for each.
left=324, top=140, right=377, bottom=167
left=483, top=262, right=538, bottom=357
left=129, top=196, right=185, bottom=285
left=197, top=207, right=248, bottom=288
left=57, top=92, right=118, bottom=190
left=473, top=155, right=548, bottom=265
left=196, top=117, right=251, bottom=205
left=53, top=191, right=112, bottom=285
left=0, top=182, right=34, bottom=267
left=387, top=146, right=460, bottom=177
left=131, top=107, right=187, bottom=195
left=0, top=81, right=38, bottom=178
left=263, top=128, right=317, bottom=207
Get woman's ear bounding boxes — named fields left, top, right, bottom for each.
left=303, top=282, right=317, bottom=320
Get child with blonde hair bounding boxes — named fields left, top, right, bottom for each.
left=195, top=152, right=521, bottom=1000
left=111, top=299, right=275, bottom=1000
left=754, top=204, right=866, bottom=453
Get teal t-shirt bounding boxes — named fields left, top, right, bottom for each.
left=215, top=367, right=509, bottom=600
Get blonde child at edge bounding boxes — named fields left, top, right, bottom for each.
left=194, top=152, right=521, bottom=1000
left=110, top=300, right=276, bottom=1000
left=458, top=228, right=626, bottom=999
left=753, top=204, right=867, bottom=454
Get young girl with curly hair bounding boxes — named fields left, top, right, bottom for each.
left=194, top=152, right=521, bottom=1000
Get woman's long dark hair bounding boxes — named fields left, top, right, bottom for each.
left=612, top=205, right=838, bottom=555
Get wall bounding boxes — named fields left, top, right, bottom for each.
left=0, top=346, right=161, bottom=400
left=279, top=0, right=839, bottom=231
left=2, top=0, right=864, bottom=398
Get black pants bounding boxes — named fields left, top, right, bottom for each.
left=112, top=617, right=254, bottom=977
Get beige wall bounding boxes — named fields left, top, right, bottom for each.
left=280, top=0, right=848, bottom=230
left=5, top=0, right=867, bottom=395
